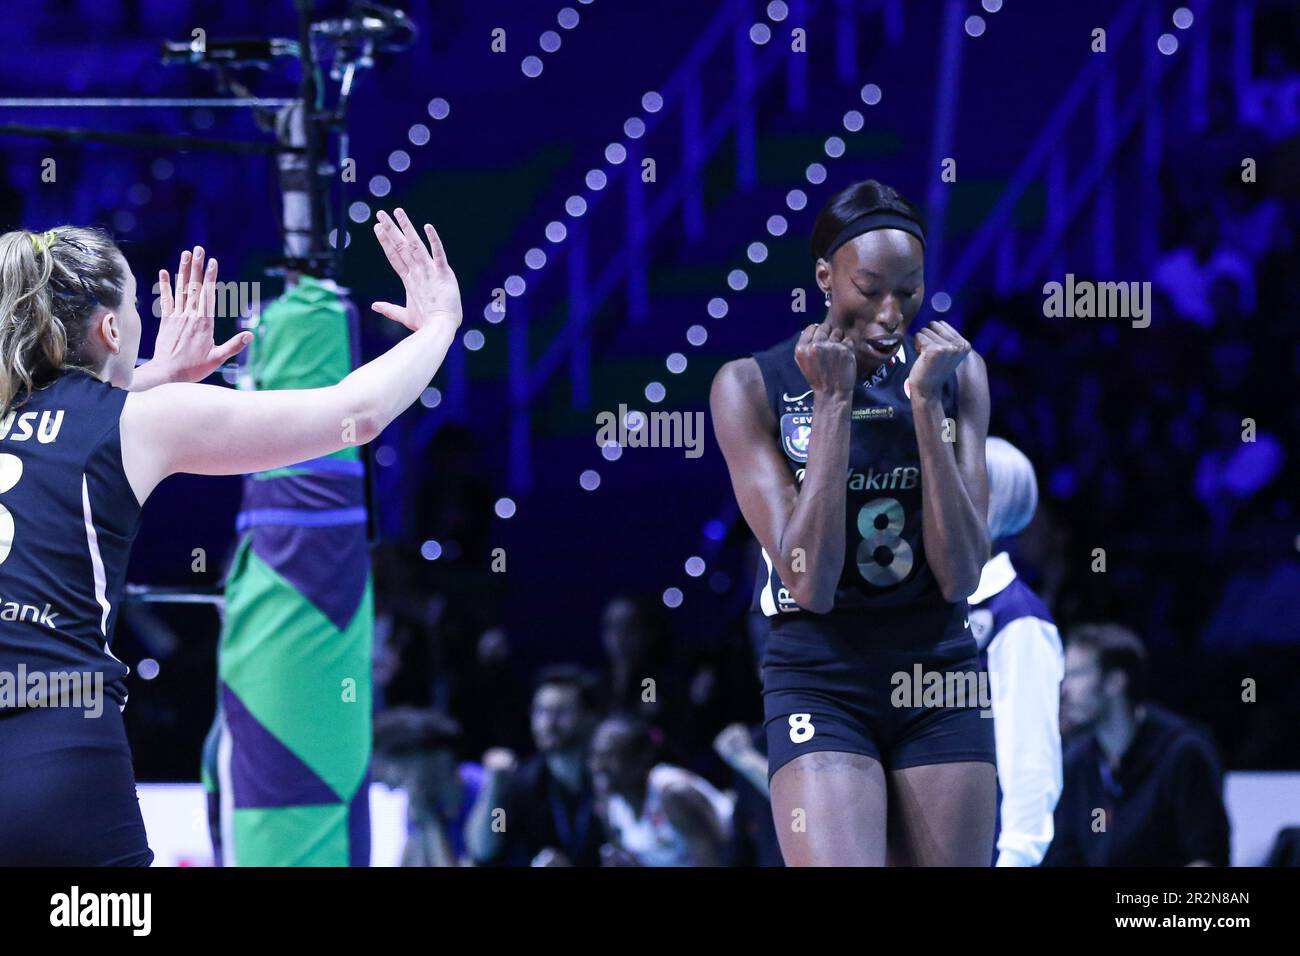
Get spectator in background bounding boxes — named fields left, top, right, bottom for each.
left=403, top=425, right=513, bottom=744
left=450, top=627, right=531, bottom=758
left=710, top=610, right=782, bottom=867
left=372, top=709, right=483, bottom=866
left=1153, top=217, right=1254, bottom=327
left=1012, top=496, right=1079, bottom=625
left=410, top=425, right=495, bottom=568
left=1193, top=406, right=1285, bottom=539
left=600, top=594, right=689, bottom=751
left=1266, top=828, right=1300, bottom=867
left=1240, top=30, right=1300, bottom=142
left=714, top=723, right=783, bottom=867
left=1213, top=177, right=1291, bottom=268
left=371, top=541, right=443, bottom=709
left=682, top=614, right=764, bottom=782
left=589, top=716, right=732, bottom=867
left=967, top=438, right=1064, bottom=867
left=466, top=666, right=603, bottom=867
left=1045, top=624, right=1229, bottom=866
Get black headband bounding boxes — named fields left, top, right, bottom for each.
left=821, top=211, right=926, bottom=261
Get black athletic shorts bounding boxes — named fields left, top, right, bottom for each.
left=0, top=701, right=153, bottom=866
left=761, top=600, right=997, bottom=779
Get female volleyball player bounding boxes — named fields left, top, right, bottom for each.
left=0, top=208, right=460, bottom=865
left=711, top=180, right=996, bottom=866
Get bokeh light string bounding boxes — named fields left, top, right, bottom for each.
left=336, top=3, right=596, bottom=249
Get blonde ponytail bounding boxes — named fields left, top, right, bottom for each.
left=0, top=226, right=126, bottom=414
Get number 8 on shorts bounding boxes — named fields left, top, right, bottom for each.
left=788, top=712, right=815, bottom=743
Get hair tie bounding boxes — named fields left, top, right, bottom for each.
left=30, top=229, right=58, bottom=254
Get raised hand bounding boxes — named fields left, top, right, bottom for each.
left=908, top=320, right=971, bottom=400
left=531, top=848, right=574, bottom=867
left=713, top=723, right=757, bottom=768
left=794, top=319, right=857, bottom=397
left=371, top=208, right=463, bottom=333
left=151, top=246, right=251, bottom=383
left=481, top=748, right=518, bottom=776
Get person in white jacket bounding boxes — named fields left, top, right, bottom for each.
left=966, top=437, right=1064, bottom=867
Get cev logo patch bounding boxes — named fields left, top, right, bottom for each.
left=781, top=413, right=813, bottom=462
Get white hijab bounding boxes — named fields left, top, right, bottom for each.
left=985, top=436, right=1038, bottom=541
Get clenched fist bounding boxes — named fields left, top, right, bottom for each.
left=908, top=320, right=970, bottom=400
left=794, top=320, right=857, bottom=397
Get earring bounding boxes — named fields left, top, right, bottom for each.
left=824, top=291, right=831, bottom=307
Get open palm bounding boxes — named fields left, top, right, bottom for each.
left=154, top=245, right=251, bottom=382
left=371, top=208, right=462, bottom=333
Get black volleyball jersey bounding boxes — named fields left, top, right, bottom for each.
left=0, top=369, right=142, bottom=709
left=749, top=331, right=961, bottom=617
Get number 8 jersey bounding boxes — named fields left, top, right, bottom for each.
left=750, top=331, right=961, bottom=617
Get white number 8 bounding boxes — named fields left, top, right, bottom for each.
left=0, top=454, right=22, bottom=566
left=788, top=713, right=815, bottom=743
